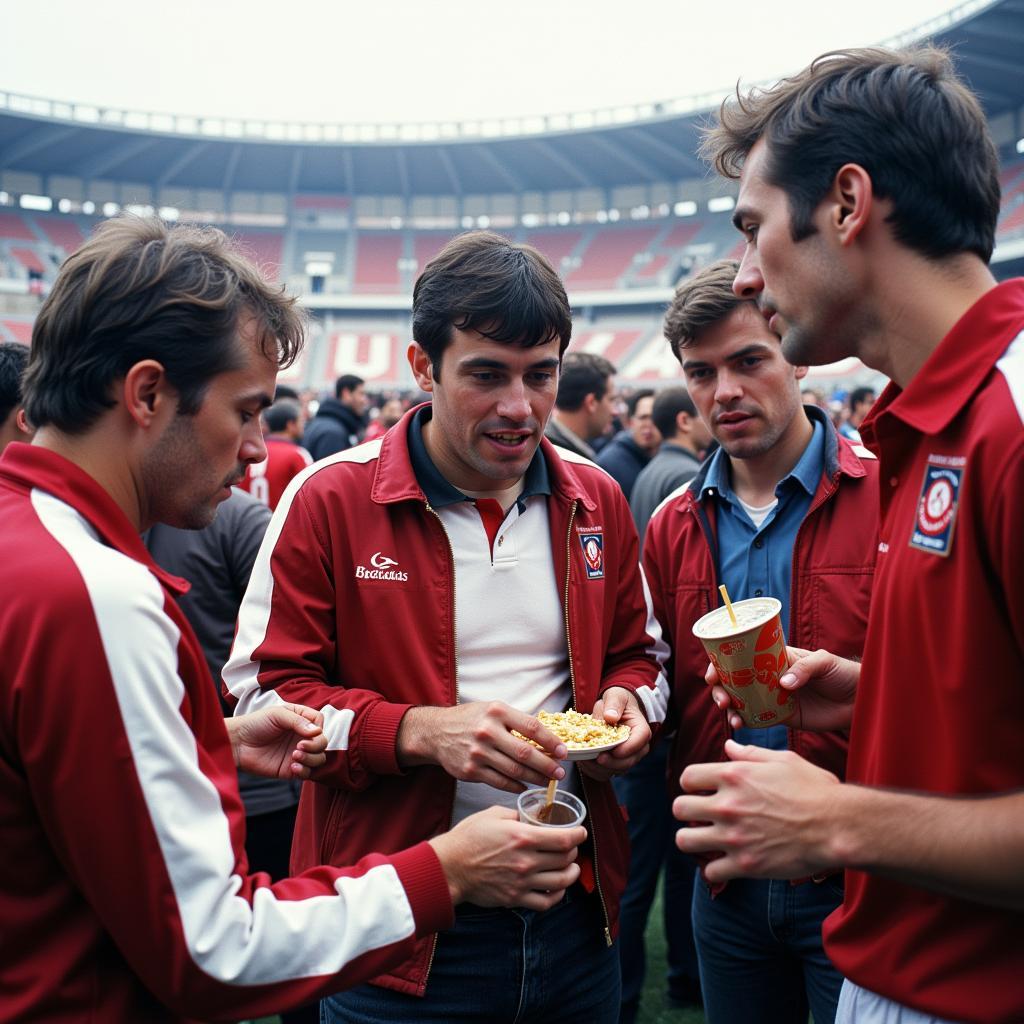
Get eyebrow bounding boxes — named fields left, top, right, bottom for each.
left=682, top=343, right=774, bottom=372
left=731, top=206, right=752, bottom=232
left=241, top=390, right=274, bottom=410
left=459, top=356, right=560, bottom=371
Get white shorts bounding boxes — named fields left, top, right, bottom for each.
left=836, top=981, right=963, bottom=1024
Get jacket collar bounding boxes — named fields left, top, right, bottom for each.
left=370, top=404, right=597, bottom=511
left=0, top=443, right=190, bottom=594
left=681, top=405, right=864, bottom=514
left=862, top=278, right=1024, bottom=442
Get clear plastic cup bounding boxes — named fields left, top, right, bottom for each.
left=517, top=787, right=586, bottom=828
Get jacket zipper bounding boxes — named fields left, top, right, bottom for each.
left=563, top=500, right=613, bottom=947
left=423, top=500, right=459, bottom=987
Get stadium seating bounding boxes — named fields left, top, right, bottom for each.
left=0, top=211, right=37, bottom=243
left=564, top=226, right=661, bottom=290
left=353, top=234, right=404, bottom=293
left=37, top=216, right=86, bottom=254
left=232, top=231, right=285, bottom=281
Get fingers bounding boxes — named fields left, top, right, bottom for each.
left=516, top=888, right=570, bottom=912
left=269, top=705, right=323, bottom=737
left=778, top=647, right=836, bottom=690
left=722, top=738, right=791, bottom=763
left=502, top=708, right=568, bottom=761
left=679, top=760, right=730, bottom=794
left=516, top=823, right=587, bottom=852
left=595, top=686, right=630, bottom=724
left=280, top=703, right=325, bottom=729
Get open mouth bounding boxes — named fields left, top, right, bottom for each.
left=483, top=431, right=532, bottom=451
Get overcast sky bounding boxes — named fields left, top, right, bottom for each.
left=2, top=0, right=979, bottom=124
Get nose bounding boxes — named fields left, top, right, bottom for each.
left=496, top=379, right=531, bottom=421
left=714, top=368, right=743, bottom=406
left=733, top=246, right=764, bottom=300
left=240, top=419, right=268, bottom=465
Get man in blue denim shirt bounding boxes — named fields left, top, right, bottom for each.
left=646, top=259, right=879, bottom=1024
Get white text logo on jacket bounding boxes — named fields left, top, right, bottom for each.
left=355, top=551, right=409, bottom=581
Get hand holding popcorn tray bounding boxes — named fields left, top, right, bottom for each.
left=514, top=709, right=631, bottom=760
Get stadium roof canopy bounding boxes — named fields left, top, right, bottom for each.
left=1, top=0, right=1023, bottom=198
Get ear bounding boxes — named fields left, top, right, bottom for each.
left=829, top=163, right=873, bottom=246
left=408, top=342, right=434, bottom=393
left=583, top=392, right=599, bottom=414
left=794, top=365, right=810, bottom=382
left=676, top=410, right=691, bottom=435
left=15, top=408, right=33, bottom=439
left=122, top=360, right=173, bottom=428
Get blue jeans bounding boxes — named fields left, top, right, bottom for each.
left=692, top=874, right=844, bottom=1024
left=613, top=739, right=700, bottom=1023
left=321, top=888, right=620, bottom=1024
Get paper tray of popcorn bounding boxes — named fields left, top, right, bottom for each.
left=515, top=709, right=630, bottom=761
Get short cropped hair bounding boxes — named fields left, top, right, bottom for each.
left=848, top=386, right=875, bottom=412
left=264, top=398, right=301, bottom=433
left=652, top=387, right=697, bottom=439
left=663, top=260, right=745, bottom=362
left=701, top=46, right=1001, bottom=262
left=0, top=342, right=29, bottom=423
left=334, top=373, right=364, bottom=399
left=555, top=352, right=616, bottom=411
left=625, top=388, right=655, bottom=419
left=23, top=216, right=305, bottom=435
left=413, top=231, right=572, bottom=378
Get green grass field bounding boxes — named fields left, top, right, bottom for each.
left=635, top=880, right=706, bottom=1024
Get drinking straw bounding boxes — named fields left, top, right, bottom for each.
left=719, top=583, right=738, bottom=627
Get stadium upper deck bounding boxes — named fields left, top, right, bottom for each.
left=2, top=0, right=1023, bottom=387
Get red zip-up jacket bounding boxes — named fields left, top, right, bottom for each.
left=643, top=413, right=880, bottom=808
left=0, top=445, right=454, bottom=1024
left=224, top=408, right=670, bottom=996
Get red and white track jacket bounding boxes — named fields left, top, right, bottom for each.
left=644, top=416, right=879, bottom=805
left=225, top=408, right=670, bottom=995
left=0, top=444, right=453, bottom=1023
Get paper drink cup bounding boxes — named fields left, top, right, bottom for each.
left=517, top=788, right=586, bottom=828
left=691, top=597, right=797, bottom=729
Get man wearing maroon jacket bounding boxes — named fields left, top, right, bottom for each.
left=225, top=231, right=669, bottom=1024
left=0, top=216, right=585, bottom=1024
left=673, top=47, right=1024, bottom=1024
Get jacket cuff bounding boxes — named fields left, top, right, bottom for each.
left=361, top=700, right=414, bottom=775
left=389, top=840, right=455, bottom=937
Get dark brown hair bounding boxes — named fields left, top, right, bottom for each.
left=555, top=351, right=616, bottom=411
left=701, top=46, right=1001, bottom=261
left=412, top=231, right=572, bottom=378
left=663, top=259, right=745, bottom=361
left=24, top=215, right=305, bottom=434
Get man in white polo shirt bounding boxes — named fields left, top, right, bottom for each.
left=225, top=231, right=669, bottom=1024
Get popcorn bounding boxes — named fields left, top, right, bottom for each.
left=515, top=709, right=630, bottom=750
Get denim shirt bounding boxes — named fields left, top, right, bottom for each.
left=700, top=417, right=825, bottom=748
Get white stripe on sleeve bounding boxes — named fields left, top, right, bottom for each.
left=33, top=487, right=413, bottom=984
left=223, top=442, right=384, bottom=751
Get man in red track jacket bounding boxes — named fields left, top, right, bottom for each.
left=226, top=231, right=670, bottom=1024
left=0, top=217, right=585, bottom=1024
left=674, top=46, right=1024, bottom=1024
left=644, top=259, right=879, bottom=1024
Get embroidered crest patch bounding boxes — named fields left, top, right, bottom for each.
left=580, top=532, right=605, bottom=579
left=909, top=456, right=964, bottom=557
